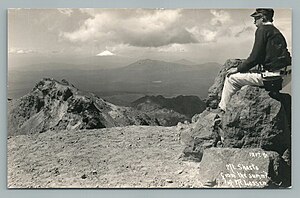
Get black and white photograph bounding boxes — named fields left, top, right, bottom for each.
left=7, top=8, right=292, bottom=188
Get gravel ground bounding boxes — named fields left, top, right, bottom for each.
left=7, top=125, right=204, bottom=188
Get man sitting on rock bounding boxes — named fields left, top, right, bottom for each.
left=218, top=8, right=291, bottom=112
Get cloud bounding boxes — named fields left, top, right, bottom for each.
left=200, top=29, right=218, bottom=42
left=9, top=48, right=37, bottom=54
left=79, top=8, right=97, bottom=16
left=157, top=44, right=186, bottom=52
left=210, top=10, right=231, bottom=26
left=96, top=50, right=116, bottom=56
left=61, top=9, right=198, bottom=47
left=184, top=10, right=234, bottom=43
left=58, top=8, right=73, bottom=16
left=186, top=26, right=218, bottom=43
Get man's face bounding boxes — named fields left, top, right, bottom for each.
left=254, top=16, right=264, bottom=27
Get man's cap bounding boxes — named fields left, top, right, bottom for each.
left=250, top=8, right=274, bottom=18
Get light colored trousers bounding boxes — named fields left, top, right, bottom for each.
left=218, top=70, right=291, bottom=111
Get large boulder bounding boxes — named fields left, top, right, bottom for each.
left=223, top=86, right=291, bottom=155
left=179, top=110, right=221, bottom=162
left=198, top=148, right=291, bottom=188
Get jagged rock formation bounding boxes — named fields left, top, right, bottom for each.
left=180, top=59, right=291, bottom=188
left=131, top=95, right=206, bottom=126
left=8, top=78, right=158, bottom=136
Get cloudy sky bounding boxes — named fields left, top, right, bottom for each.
left=8, top=8, right=292, bottom=67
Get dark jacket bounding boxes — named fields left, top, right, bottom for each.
left=237, top=24, right=288, bottom=72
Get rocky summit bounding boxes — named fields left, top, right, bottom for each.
left=8, top=78, right=158, bottom=136
left=180, top=59, right=291, bottom=188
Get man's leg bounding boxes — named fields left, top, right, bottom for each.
left=218, top=72, right=264, bottom=111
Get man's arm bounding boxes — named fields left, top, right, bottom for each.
left=237, top=27, right=267, bottom=72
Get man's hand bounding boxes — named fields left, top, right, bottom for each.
left=226, top=67, right=239, bottom=77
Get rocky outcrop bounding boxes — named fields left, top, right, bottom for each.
left=132, top=95, right=206, bottom=118
left=8, top=78, right=158, bottom=136
left=131, top=95, right=206, bottom=126
left=180, top=59, right=291, bottom=188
